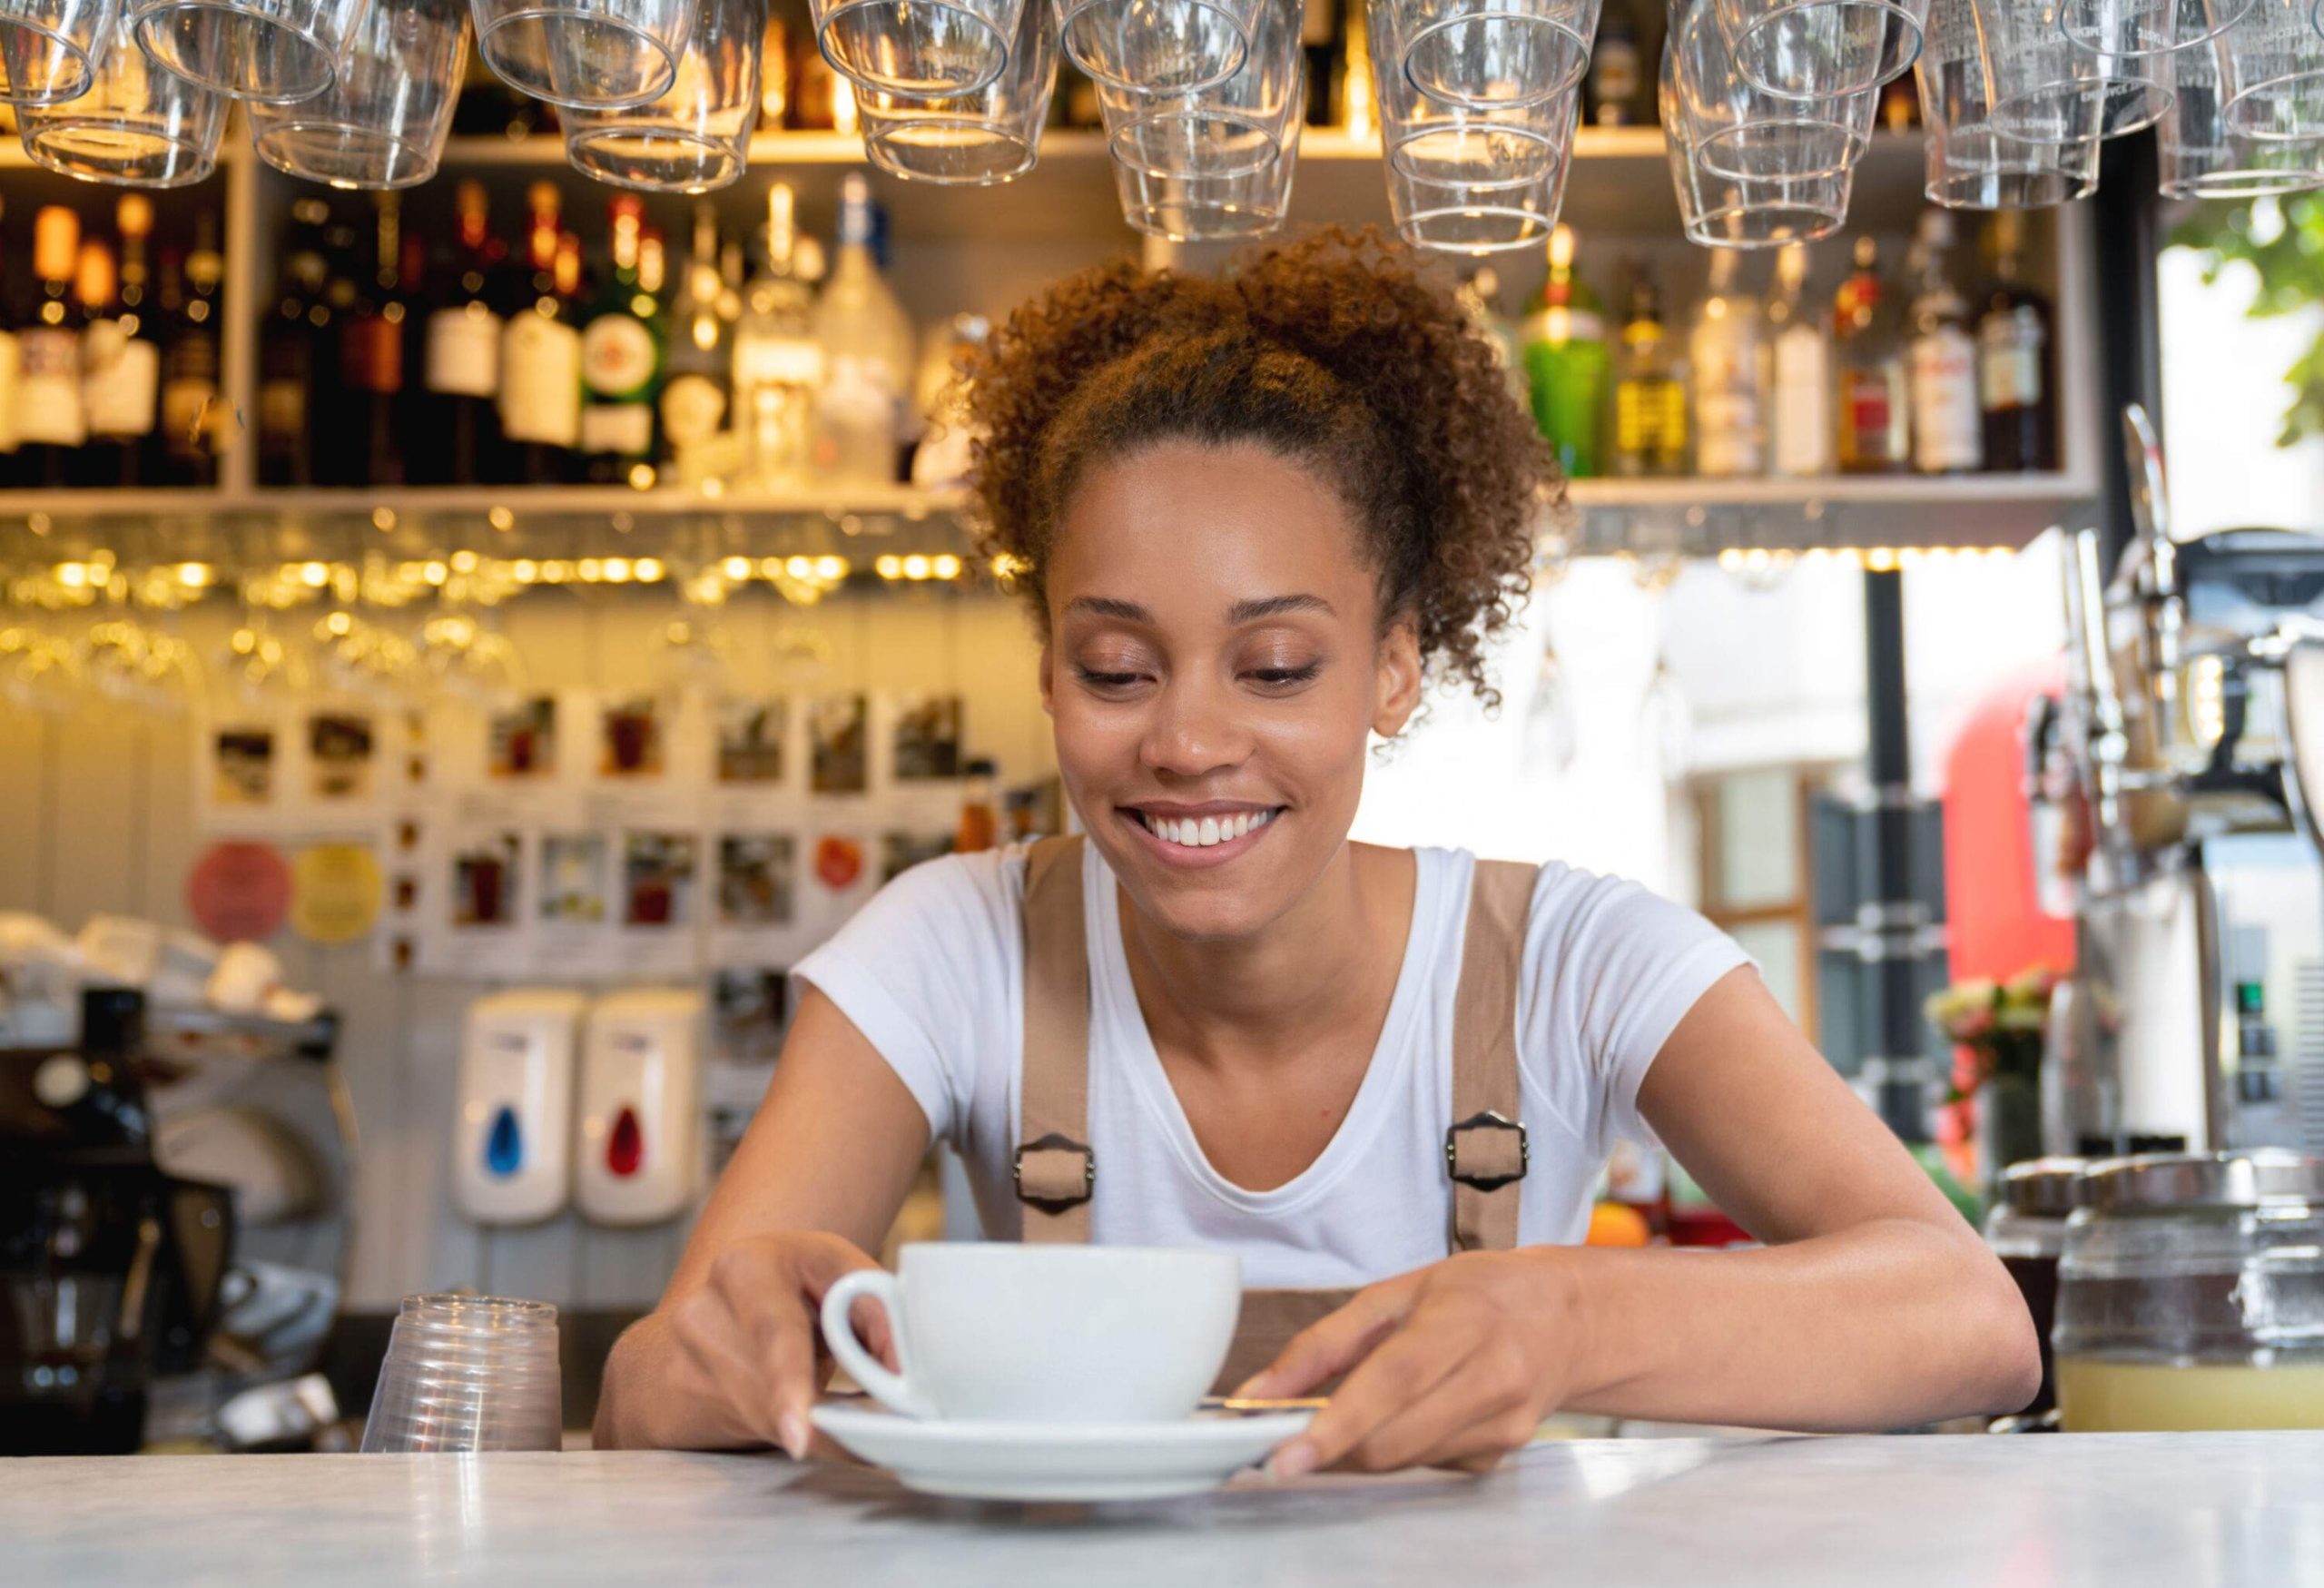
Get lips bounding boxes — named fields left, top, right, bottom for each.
left=1134, top=807, right=1275, bottom=849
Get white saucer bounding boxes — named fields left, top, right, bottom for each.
left=810, top=1404, right=1315, bottom=1503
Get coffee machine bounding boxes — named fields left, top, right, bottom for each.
left=2034, top=409, right=2324, bottom=1160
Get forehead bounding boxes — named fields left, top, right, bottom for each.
left=1046, top=439, right=1375, bottom=622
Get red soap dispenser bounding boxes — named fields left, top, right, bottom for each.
left=575, top=988, right=704, bottom=1225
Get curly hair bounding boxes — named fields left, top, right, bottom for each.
left=960, top=227, right=1559, bottom=709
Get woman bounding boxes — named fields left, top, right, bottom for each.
left=596, top=231, right=2040, bottom=1475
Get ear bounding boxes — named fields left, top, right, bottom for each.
left=1372, top=616, right=1423, bottom=739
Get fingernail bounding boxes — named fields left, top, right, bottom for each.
left=1266, top=1442, right=1318, bottom=1484
left=778, top=1412, right=809, bottom=1461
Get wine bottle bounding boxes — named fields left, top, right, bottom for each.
left=337, top=193, right=409, bottom=486
left=423, top=179, right=507, bottom=485
left=78, top=236, right=155, bottom=488
left=159, top=215, right=223, bottom=488
left=659, top=202, right=732, bottom=480
left=17, top=206, right=88, bottom=488
left=1977, top=212, right=2058, bottom=473
left=259, top=200, right=331, bottom=488
left=579, top=193, right=663, bottom=487
left=497, top=182, right=582, bottom=486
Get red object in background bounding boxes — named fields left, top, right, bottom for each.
left=187, top=842, right=295, bottom=942
left=814, top=835, right=864, bottom=891
left=606, top=1106, right=644, bottom=1178
left=1936, top=663, right=2078, bottom=1156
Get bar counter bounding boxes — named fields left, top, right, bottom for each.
left=7, top=1431, right=2320, bottom=1585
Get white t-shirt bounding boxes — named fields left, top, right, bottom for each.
left=794, top=843, right=1751, bottom=1290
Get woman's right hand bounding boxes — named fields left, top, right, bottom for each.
left=596, top=1230, right=893, bottom=1458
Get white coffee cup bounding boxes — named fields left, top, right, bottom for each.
left=820, top=1243, right=1240, bottom=1424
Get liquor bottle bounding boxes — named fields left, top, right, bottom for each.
left=498, top=182, right=582, bottom=486
left=814, top=174, right=913, bottom=487
left=16, top=206, right=87, bottom=487
left=1456, top=266, right=1529, bottom=409
left=580, top=194, right=663, bottom=486
left=259, top=200, right=331, bottom=488
left=0, top=198, right=22, bottom=489
left=659, top=202, right=732, bottom=478
left=159, top=215, right=223, bottom=487
left=337, top=193, right=409, bottom=486
left=1689, top=249, right=1763, bottom=478
left=1905, top=210, right=1982, bottom=476
left=79, top=237, right=158, bottom=488
left=1301, top=0, right=1344, bottom=126
left=1588, top=1, right=1642, bottom=126
left=1761, top=242, right=1832, bottom=478
left=1977, top=212, right=2058, bottom=473
left=1610, top=271, right=1687, bottom=477
left=309, top=212, right=365, bottom=483
left=111, top=197, right=159, bottom=482
left=1521, top=225, right=1609, bottom=478
left=734, top=182, right=822, bottom=488
left=422, top=179, right=507, bottom=486
left=1833, top=236, right=1909, bottom=475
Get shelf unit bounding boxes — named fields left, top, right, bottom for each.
left=0, top=124, right=2102, bottom=558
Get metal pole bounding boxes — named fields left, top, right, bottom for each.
left=1862, top=567, right=1928, bottom=1141
left=2092, top=129, right=2164, bottom=567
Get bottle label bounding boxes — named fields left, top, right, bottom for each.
left=1908, top=328, right=1982, bottom=471
left=1844, top=370, right=1901, bottom=462
left=500, top=314, right=581, bottom=447
left=1615, top=379, right=1685, bottom=463
left=428, top=305, right=502, bottom=398
left=581, top=314, right=657, bottom=401
left=0, top=330, right=19, bottom=452
left=734, top=338, right=825, bottom=387
left=580, top=401, right=654, bottom=457
left=341, top=316, right=404, bottom=395
left=260, top=378, right=308, bottom=446
left=1695, top=392, right=1761, bottom=477
left=15, top=328, right=86, bottom=446
left=84, top=322, right=160, bottom=439
left=1979, top=309, right=2046, bottom=409
left=162, top=377, right=219, bottom=456
left=1769, top=328, right=1831, bottom=476
left=660, top=372, right=727, bottom=451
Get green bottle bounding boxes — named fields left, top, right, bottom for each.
left=1521, top=224, right=1610, bottom=478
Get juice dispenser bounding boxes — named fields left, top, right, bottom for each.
left=454, top=991, right=585, bottom=1225
left=576, top=988, right=704, bottom=1227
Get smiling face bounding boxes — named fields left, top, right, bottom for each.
left=1041, top=439, right=1422, bottom=942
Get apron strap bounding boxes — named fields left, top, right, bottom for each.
left=1016, top=834, right=1094, bottom=1243
left=1446, top=859, right=1538, bottom=1254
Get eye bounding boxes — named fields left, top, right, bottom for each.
left=1246, top=663, right=1322, bottom=689
left=1072, top=666, right=1146, bottom=691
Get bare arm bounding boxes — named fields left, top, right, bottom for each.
left=593, top=985, right=931, bottom=1453
left=1246, top=968, right=2040, bottom=1473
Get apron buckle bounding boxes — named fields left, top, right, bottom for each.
left=1444, top=1110, right=1529, bottom=1192
left=1014, top=1131, right=1096, bottom=1210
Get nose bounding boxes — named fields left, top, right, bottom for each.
left=1139, top=675, right=1253, bottom=780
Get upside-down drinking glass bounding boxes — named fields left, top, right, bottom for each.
left=18, top=2, right=224, bottom=182
left=1060, top=0, right=1258, bottom=94
left=1916, top=0, right=2105, bottom=207
left=246, top=0, right=468, bottom=187
left=1714, top=0, right=1929, bottom=101
left=359, top=1295, right=564, bottom=1455
left=0, top=0, right=116, bottom=104
left=1660, top=34, right=1854, bottom=242
left=856, top=0, right=1056, bottom=183
left=126, top=0, right=368, bottom=103
left=1671, top=0, right=1876, bottom=181
left=1098, top=0, right=1295, bottom=177
left=2217, top=0, right=2324, bottom=139
left=471, top=0, right=695, bottom=109
left=2055, top=0, right=2249, bottom=58
left=1373, top=0, right=1601, bottom=109
left=562, top=0, right=759, bottom=191
left=812, top=0, right=1023, bottom=98
left=2160, top=18, right=2324, bottom=193
left=1112, top=123, right=1298, bottom=240
left=1924, top=0, right=2171, bottom=145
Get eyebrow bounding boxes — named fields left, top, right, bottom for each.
left=1062, top=594, right=1336, bottom=625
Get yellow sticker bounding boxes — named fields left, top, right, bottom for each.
left=291, top=843, right=384, bottom=946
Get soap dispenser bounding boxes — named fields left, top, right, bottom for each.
left=454, top=989, right=586, bottom=1225
left=576, top=987, right=705, bottom=1226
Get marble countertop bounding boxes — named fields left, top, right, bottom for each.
left=8, top=1432, right=2323, bottom=1587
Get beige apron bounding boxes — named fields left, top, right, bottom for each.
left=1009, top=834, right=1535, bottom=1393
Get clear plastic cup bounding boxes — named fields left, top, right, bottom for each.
left=1670, top=0, right=1876, bottom=181
left=563, top=0, right=759, bottom=192
left=1373, top=0, right=1601, bottom=109
left=0, top=0, right=116, bottom=104
left=1097, top=0, right=1295, bottom=178
left=2218, top=0, right=2324, bottom=141
left=125, top=0, right=369, bottom=104
left=1716, top=0, right=1928, bottom=101
left=17, top=2, right=225, bottom=183
left=247, top=0, right=469, bottom=189
left=472, top=0, right=696, bottom=109
left=1378, top=25, right=1581, bottom=191
left=2162, top=17, right=2324, bottom=192
left=359, top=1294, right=565, bottom=1455
left=1112, top=124, right=1298, bottom=240
left=1660, top=34, right=1853, bottom=244
left=857, top=0, right=1056, bottom=184
left=812, top=0, right=1022, bottom=98
left=1060, top=0, right=1257, bottom=94
left=2056, top=0, right=2249, bottom=58
left=1921, top=0, right=2171, bottom=143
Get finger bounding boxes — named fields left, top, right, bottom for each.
left=763, top=1298, right=824, bottom=1461
left=1334, top=1351, right=1525, bottom=1474
left=1234, top=1274, right=1423, bottom=1400
left=1268, top=1315, right=1477, bottom=1481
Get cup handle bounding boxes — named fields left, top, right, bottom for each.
left=819, top=1270, right=933, bottom=1419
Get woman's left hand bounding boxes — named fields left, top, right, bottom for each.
left=1232, top=1249, right=1583, bottom=1479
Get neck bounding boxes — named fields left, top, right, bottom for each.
left=1116, top=842, right=1415, bottom=1074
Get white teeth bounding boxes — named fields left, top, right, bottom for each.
left=1138, top=809, right=1276, bottom=848
left=1198, top=817, right=1220, bottom=846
